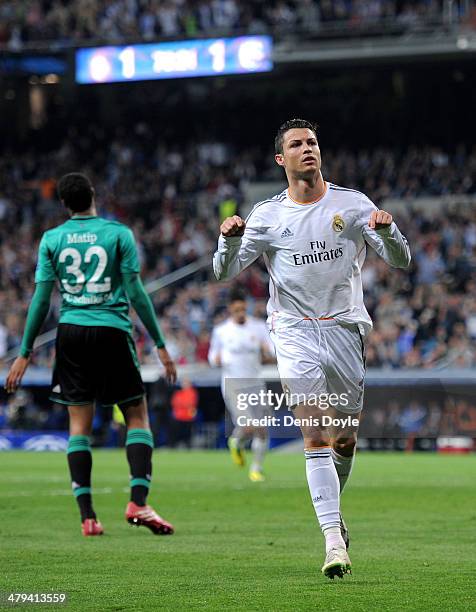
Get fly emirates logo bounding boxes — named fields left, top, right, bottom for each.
left=292, top=240, right=344, bottom=266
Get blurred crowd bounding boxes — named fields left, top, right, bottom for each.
left=0, top=126, right=475, bottom=370
left=361, top=395, right=476, bottom=440
left=0, top=0, right=470, bottom=49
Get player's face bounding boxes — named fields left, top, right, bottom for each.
left=275, top=128, right=321, bottom=179
left=229, top=301, right=247, bottom=325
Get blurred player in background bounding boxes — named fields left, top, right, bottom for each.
left=169, top=378, right=199, bottom=448
left=213, top=119, right=411, bottom=578
left=208, top=288, right=275, bottom=482
left=5, top=173, right=177, bottom=537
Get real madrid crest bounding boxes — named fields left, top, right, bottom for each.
left=332, top=214, right=345, bottom=232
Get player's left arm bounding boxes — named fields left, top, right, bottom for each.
left=119, top=227, right=176, bottom=383
left=122, top=273, right=176, bottom=384
left=360, top=196, right=411, bottom=268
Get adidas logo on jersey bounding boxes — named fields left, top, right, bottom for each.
left=281, top=227, right=293, bottom=238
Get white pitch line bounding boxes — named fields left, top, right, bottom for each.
left=0, top=487, right=130, bottom=498
left=0, top=476, right=128, bottom=483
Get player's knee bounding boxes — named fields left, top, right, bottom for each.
left=68, top=404, right=93, bottom=436
left=253, top=426, right=267, bottom=439
left=241, top=425, right=254, bottom=438
left=120, top=398, right=149, bottom=429
left=69, top=424, right=92, bottom=436
left=333, top=435, right=357, bottom=456
left=303, top=432, right=330, bottom=448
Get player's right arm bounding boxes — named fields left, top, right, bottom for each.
left=5, top=234, right=55, bottom=392
left=119, top=227, right=176, bottom=384
left=213, top=212, right=268, bottom=280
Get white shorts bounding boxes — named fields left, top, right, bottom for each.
left=270, top=319, right=365, bottom=415
left=222, top=379, right=269, bottom=425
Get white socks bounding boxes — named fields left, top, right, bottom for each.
left=331, top=448, right=355, bottom=492
left=250, top=436, right=268, bottom=473
left=323, top=526, right=345, bottom=553
left=305, top=448, right=342, bottom=535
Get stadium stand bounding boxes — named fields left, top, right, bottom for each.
left=0, top=2, right=475, bottom=446
left=0, top=0, right=471, bottom=49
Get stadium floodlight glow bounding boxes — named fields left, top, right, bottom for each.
left=75, top=36, right=273, bottom=85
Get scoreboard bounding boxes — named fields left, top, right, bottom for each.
left=75, top=36, right=273, bottom=84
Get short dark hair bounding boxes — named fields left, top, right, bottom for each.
left=228, top=287, right=246, bottom=304
left=57, top=173, right=94, bottom=212
left=275, top=118, right=318, bottom=154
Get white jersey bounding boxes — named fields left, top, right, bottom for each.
left=213, top=182, right=411, bottom=336
left=208, top=316, right=273, bottom=380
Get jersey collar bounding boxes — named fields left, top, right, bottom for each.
left=70, top=215, right=97, bottom=220
left=286, top=181, right=329, bottom=206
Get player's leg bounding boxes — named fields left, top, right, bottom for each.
left=51, top=324, right=103, bottom=535
left=248, top=385, right=270, bottom=481
left=228, top=423, right=249, bottom=465
left=119, top=397, right=174, bottom=535
left=224, top=383, right=252, bottom=467
left=93, top=327, right=173, bottom=534
left=67, top=404, right=103, bottom=535
left=330, top=415, right=361, bottom=549
left=331, top=416, right=360, bottom=493
left=249, top=426, right=268, bottom=481
left=119, top=397, right=153, bottom=507
left=323, top=322, right=366, bottom=551
left=295, top=403, right=350, bottom=578
left=271, top=322, right=350, bottom=577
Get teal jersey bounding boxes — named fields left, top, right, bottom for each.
left=35, top=216, right=140, bottom=333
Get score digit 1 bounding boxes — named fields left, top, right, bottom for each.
left=118, top=47, right=136, bottom=79
left=209, top=40, right=225, bottom=72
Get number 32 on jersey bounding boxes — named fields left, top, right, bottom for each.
left=59, top=246, right=111, bottom=294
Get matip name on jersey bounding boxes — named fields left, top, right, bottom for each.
left=67, top=232, right=98, bottom=244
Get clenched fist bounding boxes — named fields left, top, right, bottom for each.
left=220, top=215, right=246, bottom=237
left=369, top=209, right=393, bottom=230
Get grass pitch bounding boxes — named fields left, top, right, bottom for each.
left=1, top=451, right=475, bottom=611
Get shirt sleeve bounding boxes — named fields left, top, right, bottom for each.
left=208, top=327, right=222, bottom=367
left=213, top=207, right=269, bottom=280
left=122, top=273, right=165, bottom=348
left=35, top=235, right=56, bottom=283
left=119, top=227, right=141, bottom=274
left=20, top=281, right=54, bottom=357
left=358, top=195, right=411, bottom=269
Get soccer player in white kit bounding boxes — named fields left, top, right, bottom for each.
left=213, top=119, right=411, bottom=578
left=208, top=288, right=275, bottom=481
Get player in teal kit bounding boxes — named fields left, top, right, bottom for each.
left=6, top=173, right=177, bottom=536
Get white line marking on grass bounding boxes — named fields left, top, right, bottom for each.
left=1, top=487, right=130, bottom=498
left=1, top=476, right=128, bottom=483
